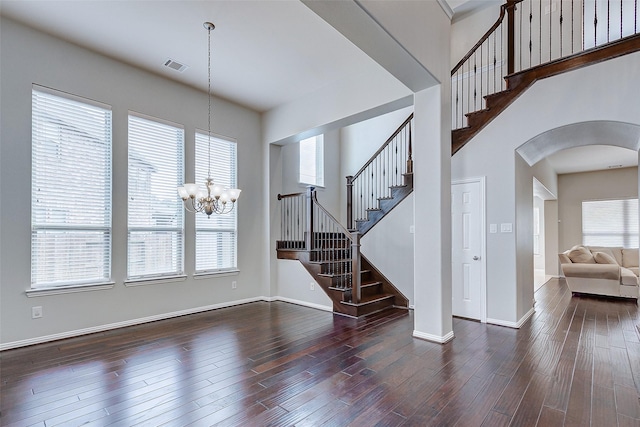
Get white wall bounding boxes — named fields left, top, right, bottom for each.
left=0, top=18, right=267, bottom=347
left=545, top=199, right=560, bottom=275
left=515, top=153, right=536, bottom=319
left=452, top=50, right=640, bottom=324
left=533, top=196, right=546, bottom=271
left=558, top=167, right=639, bottom=251
left=451, top=3, right=501, bottom=66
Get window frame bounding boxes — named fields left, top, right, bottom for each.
left=30, top=85, right=113, bottom=290
left=126, top=112, right=185, bottom=281
left=299, top=134, right=324, bottom=187
left=582, top=197, right=639, bottom=248
left=194, top=131, right=239, bottom=275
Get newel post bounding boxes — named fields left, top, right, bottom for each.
left=506, top=0, right=517, bottom=77
left=350, top=231, right=361, bottom=304
left=305, top=186, right=315, bottom=251
left=406, top=124, right=413, bottom=174
left=346, top=176, right=354, bottom=231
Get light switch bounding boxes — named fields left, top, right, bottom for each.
left=489, top=224, right=497, bottom=234
left=500, top=223, right=513, bottom=233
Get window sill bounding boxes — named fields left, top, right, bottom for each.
left=26, top=282, right=115, bottom=297
left=124, top=275, right=187, bottom=287
left=193, top=269, right=240, bottom=279
left=299, top=183, right=325, bottom=190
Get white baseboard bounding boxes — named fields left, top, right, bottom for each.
left=486, top=307, right=535, bottom=329
left=1, top=297, right=268, bottom=351
left=270, top=296, right=333, bottom=312
left=412, top=329, right=455, bottom=344
left=0, top=296, right=338, bottom=351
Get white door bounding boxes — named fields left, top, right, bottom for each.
left=451, top=180, right=484, bottom=320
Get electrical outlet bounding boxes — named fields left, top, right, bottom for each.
left=32, top=306, right=43, bottom=319
left=232, top=281, right=237, bottom=289
left=310, top=282, right=315, bottom=291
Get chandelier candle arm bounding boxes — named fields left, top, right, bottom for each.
left=177, top=21, right=241, bottom=217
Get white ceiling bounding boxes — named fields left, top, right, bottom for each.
left=0, top=0, right=389, bottom=112
left=546, top=145, right=638, bottom=175
left=2, top=0, right=636, bottom=174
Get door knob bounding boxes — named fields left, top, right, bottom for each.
left=473, top=256, right=480, bottom=260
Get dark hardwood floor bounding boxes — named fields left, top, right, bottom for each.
left=1, top=278, right=639, bottom=426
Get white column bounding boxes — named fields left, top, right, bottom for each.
left=412, top=85, right=453, bottom=343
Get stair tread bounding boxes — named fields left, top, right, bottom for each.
left=309, top=258, right=352, bottom=264
left=340, top=293, right=394, bottom=307
left=361, top=281, right=382, bottom=287
left=318, top=269, right=370, bottom=278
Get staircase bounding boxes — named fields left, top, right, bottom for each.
left=451, top=0, right=640, bottom=154
left=277, top=115, right=413, bottom=318
left=277, top=190, right=408, bottom=317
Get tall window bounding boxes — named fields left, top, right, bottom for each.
left=31, top=87, right=112, bottom=289
left=299, top=135, right=324, bottom=187
left=582, top=198, right=639, bottom=248
left=128, top=114, right=184, bottom=279
left=195, top=132, right=238, bottom=272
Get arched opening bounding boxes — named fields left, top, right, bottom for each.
left=517, top=121, right=640, bottom=294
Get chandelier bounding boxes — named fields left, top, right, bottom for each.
left=178, top=22, right=240, bottom=216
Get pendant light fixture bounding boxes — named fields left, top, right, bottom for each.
left=178, top=22, right=240, bottom=216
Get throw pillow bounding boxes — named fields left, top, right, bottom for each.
left=567, top=246, right=596, bottom=264
left=593, top=251, right=617, bottom=265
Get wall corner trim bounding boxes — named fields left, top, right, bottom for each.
left=412, top=329, right=454, bottom=344
left=436, top=0, right=454, bottom=20
left=486, top=307, right=536, bottom=329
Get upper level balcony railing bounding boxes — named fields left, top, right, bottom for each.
left=452, top=0, right=639, bottom=130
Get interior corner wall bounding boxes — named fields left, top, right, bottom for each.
left=558, top=167, right=639, bottom=251
left=515, top=153, right=535, bottom=320
left=545, top=200, right=560, bottom=275
left=269, top=144, right=284, bottom=298
left=533, top=196, right=546, bottom=271
left=271, top=128, right=339, bottom=309
left=0, top=18, right=266, bottom=347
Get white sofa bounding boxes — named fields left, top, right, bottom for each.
left=558, top=246, right=639, bottom=300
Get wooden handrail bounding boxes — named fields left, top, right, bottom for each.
left=451, top=2, right=520, bottom=76
left=277, top=191, right=305, bottom=200
left=351, top=113, right=414, bottom=182
left=311, top=192, right=353, bottom=240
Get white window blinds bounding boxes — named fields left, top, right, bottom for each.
left=195, top=132, right=238, bottom=272
left=299, top=135, right=324, bottom=187
left=582, top=198, right=639, bottom=248
left=128, top=114, right=184, bottom=279
left=31, top=87, right=112, bottom=288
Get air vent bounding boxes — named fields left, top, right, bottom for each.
left=163, top=59, right=189, bottom=73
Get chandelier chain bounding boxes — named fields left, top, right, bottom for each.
left=207, top=24, right=212, bottom=178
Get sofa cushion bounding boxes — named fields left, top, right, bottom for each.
left=593, top=251, right=617, bottom=265
left=588, top=246, right=622, bottom=265
left=567, top=246, right=595, bottom=264
left=622, top=248, right=639, bottom=268
left=628, top=267, right=639, bottom=276
left=561, top=263, right=620, bottom=280
left=620, top=267, right=639, bottom=286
